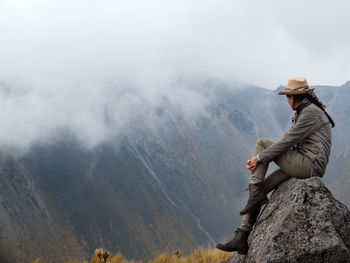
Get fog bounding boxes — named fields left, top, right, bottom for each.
left=0, top=0, right=349, bottom=148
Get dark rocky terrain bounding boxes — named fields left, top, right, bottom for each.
left=0, top=154, right=87, bottom=262
left=0, top=79, right=349, bottom=262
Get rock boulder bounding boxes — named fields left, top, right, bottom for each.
left=230, top=177, right=350, bottom=263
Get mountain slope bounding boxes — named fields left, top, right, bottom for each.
left=311, top=81, right=350, bottom=207
left=0, top=79, right=349, bottom=261
left=0, top=154, right=87, bottom=262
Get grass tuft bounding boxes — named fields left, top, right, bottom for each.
left=30, top=246, right=233, bottom=263
left=90, top=246, right=233, bottom=263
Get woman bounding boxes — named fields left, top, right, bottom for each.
left=216, top=77, right=334, bottom=254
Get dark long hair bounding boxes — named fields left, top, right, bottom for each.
left=293, top=90, right=335, bottom=128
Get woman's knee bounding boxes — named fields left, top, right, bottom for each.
left=256, top=138, right=274, bottom=149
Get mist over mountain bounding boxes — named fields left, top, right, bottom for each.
left=1, top=1, right=350, bottom=262
left=0, top=80, right=285, bottom=261
left=1, top=79, right=349, bottom=262
left=1, top=0, right=350, bottom=150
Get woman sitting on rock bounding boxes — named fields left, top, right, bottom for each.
left=216, top=77, right=334, bottom=254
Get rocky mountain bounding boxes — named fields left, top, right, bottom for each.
left=0, top=79, right=349, bottom=262
left=229, top=177, right=350, bottom=263
left=0, top=154, right=87, bottom=262
left=316, top=81, right=350, bottom=208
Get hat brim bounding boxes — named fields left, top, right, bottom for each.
left=278, top=86, right=315, bottom=95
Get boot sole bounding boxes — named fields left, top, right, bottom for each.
left=216, top=245, right=248, bottom=254
left=215, top=245, right=234, bottom=252
left=239, top=197, right=268, bottom=215
left=216, top=248, right=247, bottom=254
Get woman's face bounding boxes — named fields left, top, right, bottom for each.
left=286, top=95, right=295, bottom=110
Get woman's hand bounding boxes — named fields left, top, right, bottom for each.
left=246, top=155, right=259, bottom=175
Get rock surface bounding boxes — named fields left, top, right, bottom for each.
left=229, top=177, right=350, bottom=263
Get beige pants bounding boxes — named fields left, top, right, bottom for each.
left=240, top=138, right=313, bottom=231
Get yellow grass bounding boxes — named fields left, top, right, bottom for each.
left=30, top=246, right=233, bottom=263
left=90, top=247, right=233, bottom=263
left=91, top=251, right=134, bottom=263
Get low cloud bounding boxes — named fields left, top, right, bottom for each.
left=0, top=0, right=349, bottom=149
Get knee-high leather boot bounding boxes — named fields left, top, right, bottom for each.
left=239, top=182, right=267, bottom=215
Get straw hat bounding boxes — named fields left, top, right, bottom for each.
left=279, top=77, right=315, bottom=95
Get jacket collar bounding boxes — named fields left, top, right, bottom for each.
left=295, top=98, right=311, bottom=114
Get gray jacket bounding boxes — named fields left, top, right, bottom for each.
left=259, top=98, right=332, bottom=177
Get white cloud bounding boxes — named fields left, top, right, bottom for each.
left=0, top=0, right=349, bottom=148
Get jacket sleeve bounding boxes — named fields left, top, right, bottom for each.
left=259, top=109, right=322, bottom=164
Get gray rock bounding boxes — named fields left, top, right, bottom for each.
left=227, top=254, right=247, bottom=263
left=228, top=177, right=350, bottom=263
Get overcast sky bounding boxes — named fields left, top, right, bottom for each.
left=0, top=0, right=349, bottom=148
